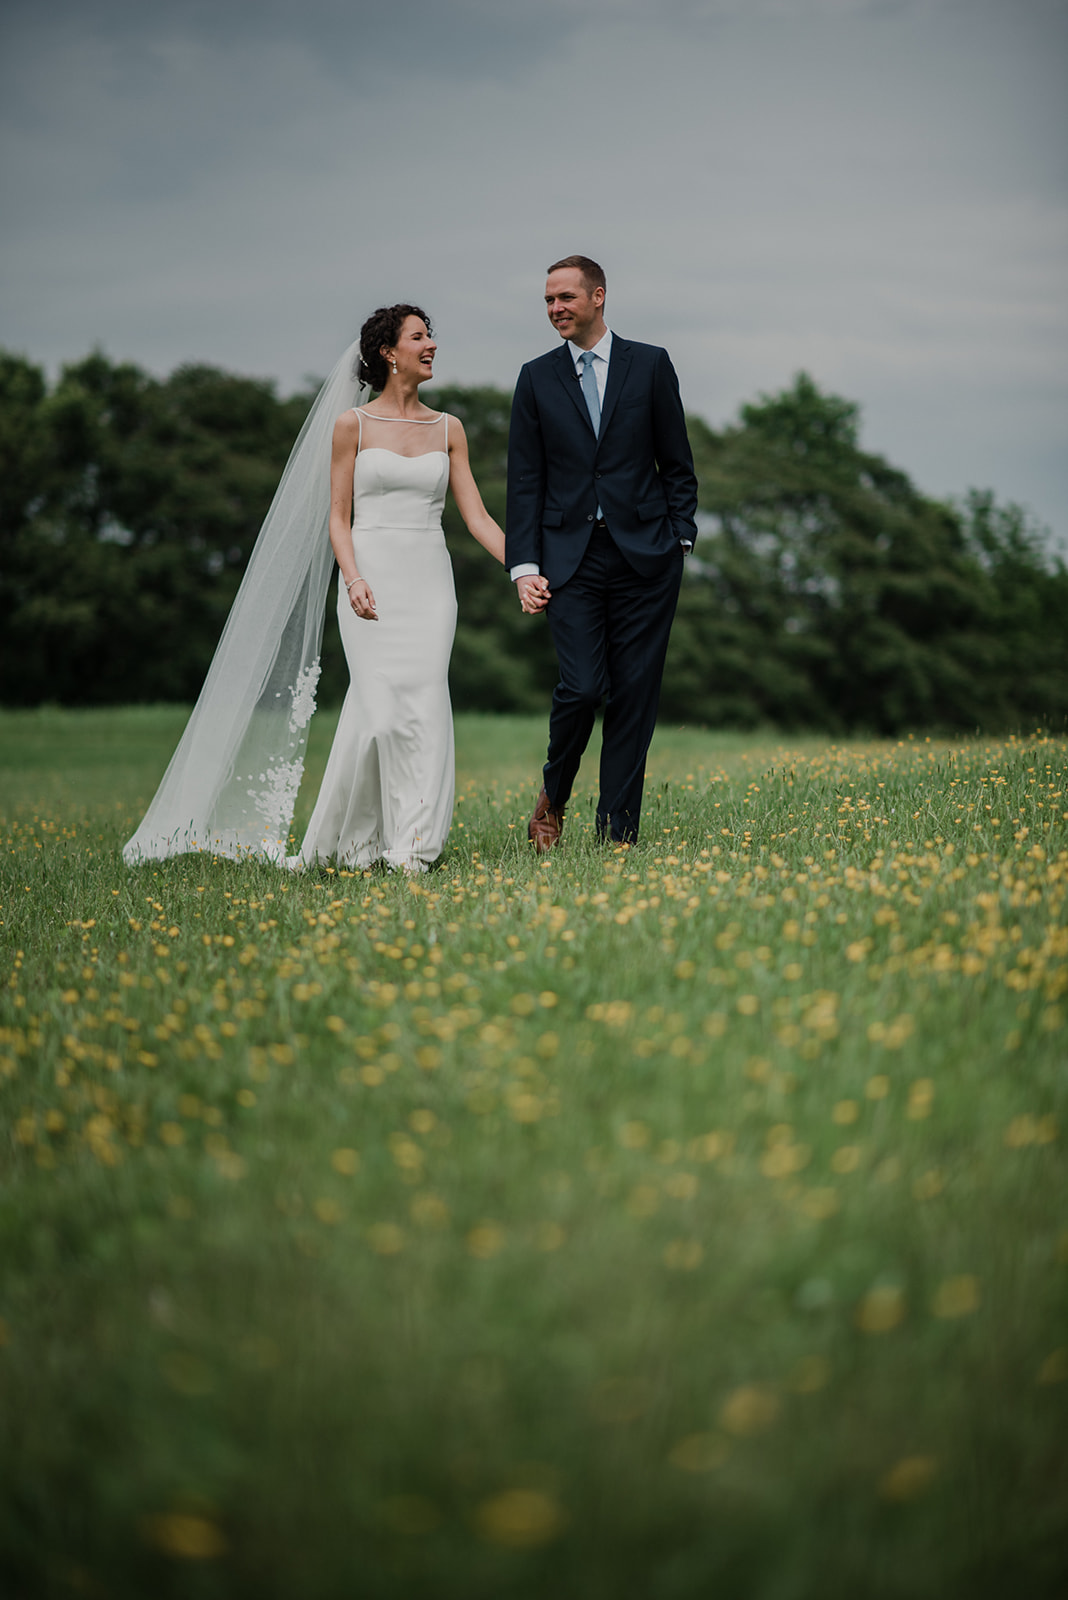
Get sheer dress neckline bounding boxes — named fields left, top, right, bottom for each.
left=356, top=447, right=449, bottom=461
left=353, top=408, right=449, bottom=460
left=355, top=408, right=444, bottom=423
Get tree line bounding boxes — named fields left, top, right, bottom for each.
left=2, top=349, right=1065, bottom=732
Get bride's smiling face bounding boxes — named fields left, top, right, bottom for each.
left=384, top=316, right=436, bottom=384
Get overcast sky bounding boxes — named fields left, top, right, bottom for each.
left=2, top=0, right=1066, bottom=539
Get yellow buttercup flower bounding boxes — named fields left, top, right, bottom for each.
left=931, top=1275, right=980, bottom=1319
left=879, top=1456, right=938, bottom=1502
left=367, top=1223, right=405, bottom=1255
left=790, top=1355, right=831, bottom=1393
left=720, top=1384, right=779, bottom=1436
left=143, top=1512, right=226, bottom=1559
left=856, top=1284, right=906, bottom=1333
left=663, top=1239, right=703, bottom=1270
left=1037, top=1349, right=1068, bottom=1385
left=466, top=1222, right=504, bottom=1259
left=474, top=1489, right=565, bottom=1549
left=668, top=1432, right=730, bottom=1472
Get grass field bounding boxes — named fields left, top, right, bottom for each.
left=1, top=707, right=1066, bottom=1598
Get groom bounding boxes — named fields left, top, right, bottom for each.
left=506, top=255, right=699, bottom=848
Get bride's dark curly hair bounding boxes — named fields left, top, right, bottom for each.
left=357, top=303, right=433, bottom=390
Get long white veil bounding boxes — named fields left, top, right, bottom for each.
left=123, top=339, right=369, bottom=865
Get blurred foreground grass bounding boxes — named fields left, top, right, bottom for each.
left=1, top=708, right=1066, bottom=1598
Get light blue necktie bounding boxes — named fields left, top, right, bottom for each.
left=579, top=349, right=601, bottom=435
left=580, top=350, right=604, bottom=519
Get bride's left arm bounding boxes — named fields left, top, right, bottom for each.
left=445, top=417, right=506, bottom=563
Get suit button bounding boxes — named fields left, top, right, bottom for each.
left=595, top=472, right=602, bottom=479
left=587, top=514, right=594, bottom=522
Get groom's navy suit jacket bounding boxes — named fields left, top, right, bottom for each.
left=505, top=336, right=698, bottom=589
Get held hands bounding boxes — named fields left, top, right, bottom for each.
left=346, top=577, right=378, bottom=620
left=516, top=574, right=551, bottom=615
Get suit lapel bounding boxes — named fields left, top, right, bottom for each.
left=597, top=336, right=631, bottom=441
left=552, top=343, right=597, bottom=437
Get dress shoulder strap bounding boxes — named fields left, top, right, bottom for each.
left=352, top=407, right=363, bottom=454
left=443, top=412, right=449, bottom=451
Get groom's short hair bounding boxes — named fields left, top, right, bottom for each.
left=547, top=255, right=606, bottom=294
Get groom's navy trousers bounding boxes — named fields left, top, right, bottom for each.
left=506, top=337, right=698, bottom=841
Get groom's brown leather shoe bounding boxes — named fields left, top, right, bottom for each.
left=528, top=787, right=565, bottom=852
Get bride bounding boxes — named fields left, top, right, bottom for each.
left=123, top=305, right=510, bottom=872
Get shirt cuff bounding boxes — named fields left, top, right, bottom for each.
left=510, top=564, right=541, bottom=582
left=680, top=540, right=693, bottom=553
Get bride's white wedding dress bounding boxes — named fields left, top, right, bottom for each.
left=120, top=341, right=466, bottom=873
left=298, top=409, right=457, bottom=871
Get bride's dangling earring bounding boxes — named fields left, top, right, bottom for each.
left=391, top=357, right=398, bottom=375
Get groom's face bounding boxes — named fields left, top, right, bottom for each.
left=545, top=268, right=604, bottom=343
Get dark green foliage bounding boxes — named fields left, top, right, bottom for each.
left=1, top=354, right=1063, bottom=731
left=666, top=374, right=1066, bottom=732
left=0, top=351, right=316, bottom=705
left=954, top=489, right=1068, bottom=728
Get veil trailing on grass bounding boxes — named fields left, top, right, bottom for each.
left=122, top=340, right=369, bottom=865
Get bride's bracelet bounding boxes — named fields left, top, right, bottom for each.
left=345, top=575, right=363, bottom=591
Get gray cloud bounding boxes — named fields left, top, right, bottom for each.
left=2, top=0, right=1065, bottom=537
